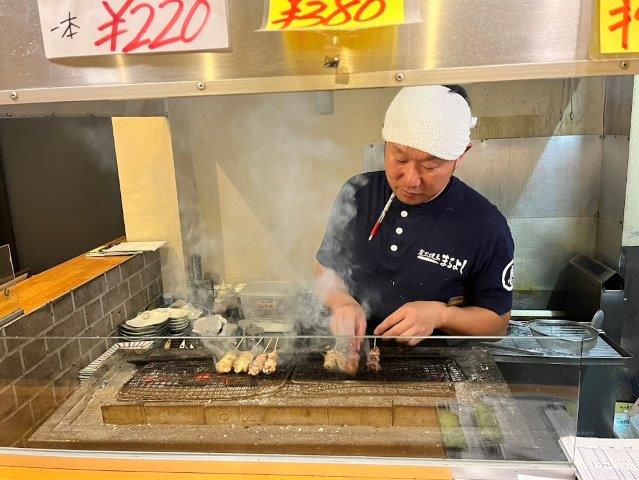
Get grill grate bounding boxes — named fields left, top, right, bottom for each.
left=117, top=354, right=467, bottom=402
left=292, top=353, right=467, bottom=383
left=117, top=360, right=291, bottom=402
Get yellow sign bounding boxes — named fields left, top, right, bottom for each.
left=600, top=0, right=639, bottom=53
left=264, top=0, right=405, bottom=31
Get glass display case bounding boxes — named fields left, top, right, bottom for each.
left=0, top=328, right=590, bottom=476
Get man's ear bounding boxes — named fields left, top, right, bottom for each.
left=454, top=144, right=472, bottom=170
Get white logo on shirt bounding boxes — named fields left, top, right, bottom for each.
left=502, top=260, right=514, bottom=292
left=417, top=249, right=468, bottom=274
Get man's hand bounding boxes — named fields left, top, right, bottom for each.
left=374, top=301, right=449, bottom=346
left=330, top=301, right=367, bottom=352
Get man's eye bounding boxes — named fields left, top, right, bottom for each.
left=395, top=158, right=408, bottom=164
left=422, top=164, right=438, bottom=170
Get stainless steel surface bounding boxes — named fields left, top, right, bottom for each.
left=565, top=254, right=624, bottom=341
left=497, top=324, right=628, bottom=365
left=596, top=135, right=629, bottom=269
left=459, top=135, right=601, bottom=293
left=0, top=99, right=167, bottom=118
left=362, top=143, right=385, bottom=173
left=511, top=310, right=566, bottom=318
left=364, top=134, right=602, bottom=217
left=472, top=77, right=606, bottom=140
left=605, top=76, right=634, bottom=135
left=529, top=319, right=599, bottom=354
left=476, top=342, right=543, bottom=356
left=620, top=245, right=639, bottom=400
left=459, top=136, right=601, bottom=219
left=1, top=0, right=639, bottom=104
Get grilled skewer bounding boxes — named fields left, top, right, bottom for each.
left=323, top=348, right=341, bottom=371
left=262, top=338, right=279, bottom=375
left=248, top=353, right=267, bottom=375
left=215, top=350, right=239, bottom=373
left=324, top=347, right=359, bottom=376
left=248, top=338, right=272, bottom=376
left=262, top=351, right=278, bottom=374
left=366, top=346, right=381, bottom=373
left=343, top=350, right=360, bottom=376
left=233, top=351, right=254, bottom=373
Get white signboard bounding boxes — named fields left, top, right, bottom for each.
left=36, top=0, right=230, bottom=59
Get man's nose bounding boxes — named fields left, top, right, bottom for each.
left=404, top=163, right=421, bottom=188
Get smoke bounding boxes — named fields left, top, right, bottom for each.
left=171, top=91, right=376, bottom=334
left=64, top=118, right=120, bottom=176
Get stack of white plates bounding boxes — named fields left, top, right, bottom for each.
left=118, top=310, right=171, bottom=341
left=156, top=307, right=191, bottom=334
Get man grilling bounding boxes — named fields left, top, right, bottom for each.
left=315, top=85, right=514, bottom=346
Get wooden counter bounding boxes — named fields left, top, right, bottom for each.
left=0, top=249, right=131, bottom=319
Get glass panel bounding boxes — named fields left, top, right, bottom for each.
left=0, top=283, right=21, bottom=326
left=0, top=245, right=14, bottom=286
left=0, top=332, right=583, bottom=465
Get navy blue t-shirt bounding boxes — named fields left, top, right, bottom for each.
left=316, top=171, right=514, bottom=331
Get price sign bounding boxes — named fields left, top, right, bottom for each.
left=263, top=0, right=405, bottom=31
left=600, top=0, right=639, bottom=53
left=36, top=0, right=229, bottom=59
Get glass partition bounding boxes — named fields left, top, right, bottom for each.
left=0, top=331, right=584, bottom=465
left=0, top=282, right=21, bottom=326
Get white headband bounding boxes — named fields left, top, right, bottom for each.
left=382, top=85, right=477, bottom=161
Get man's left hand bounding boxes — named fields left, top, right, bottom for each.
left=373, top=301, right=449, bottom=346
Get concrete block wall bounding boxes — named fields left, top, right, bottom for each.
left=0, top=252, right=163, bottom=447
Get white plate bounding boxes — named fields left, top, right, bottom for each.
left=126, top=310, right=171, bottom=328
left=154, top=307, right=191, bottom=319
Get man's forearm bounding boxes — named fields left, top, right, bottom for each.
left=314, top=262, right=359, bottom=312
left=438, top=306, right=510, bottom=336
left=323, top=290, right=360, bottom=312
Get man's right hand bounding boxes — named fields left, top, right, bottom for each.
left=330, top=301, right=367, bottom=352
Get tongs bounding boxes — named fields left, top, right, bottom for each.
left=476, top=342, right=544, bottom=356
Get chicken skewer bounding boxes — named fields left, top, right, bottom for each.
left=324, top=339, right=360, bottom=376
left=262, top=337, right=279, bottom=375
left=215, top=338, right=244, bottom=373
left=248, top=338, right=272, bottom=376
left=366, top=337, right=381, bottom=374
left=324, top=340, right=346, bottom=372
left=366, top=347, right=381, bottom=373
left=233, top=337, right=262, bottom=374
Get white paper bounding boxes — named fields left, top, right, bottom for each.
left=86, top=241, right=166, bottom=257
left=36, top=0, right=229, bottom=59
left=106, top=241, right=166, bottom=252
left=561, top=437, right=639, bottom=480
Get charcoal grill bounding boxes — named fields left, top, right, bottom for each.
left=117, top=360, right=291, bottom=402
left=117, top=352, right=467, bottom=402
left=292, top=353, right=466, bottom=383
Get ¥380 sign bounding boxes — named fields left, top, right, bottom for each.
left=263, top=0, right=406, bottom=31
left=36, top=0, right=230, bottom=59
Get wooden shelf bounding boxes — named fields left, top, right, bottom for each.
left=0, top=247, right=131, bottom=318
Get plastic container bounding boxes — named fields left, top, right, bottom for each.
left=239, top=281, right=299, bottom=318
left=242, top=317, right=296, bottom=353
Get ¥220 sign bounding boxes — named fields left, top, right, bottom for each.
left=36, top=0, right=230, bottom=59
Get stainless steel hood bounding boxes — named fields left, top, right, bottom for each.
left=1, top=0, right=639, bottom=104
